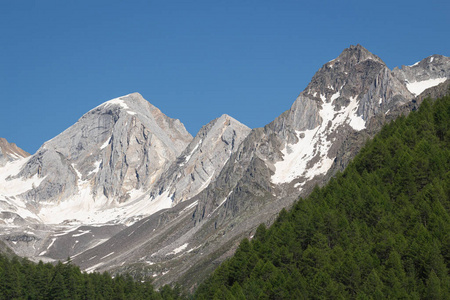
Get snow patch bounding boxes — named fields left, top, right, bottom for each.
left=38, top=184, right=172, bottom=225
left=173, top=243, right=188, bottom=254
left=410, top=61, right=420, bottom=67
left=272, top=128, right=320, bottom=184
left=187, top=245, right=201, bottom=253
left=180, top=139, right=202, bottom=167
left=330, top=91, right=340, bottom=101
left=39, top=239, right=56, bottom=256
left=47, top=238, right=56, bottom=250
left=0, top=157, right=46, bottom=198
left=272, top=95, right=365, bottom=185
left=88, top=161, right=102, bottom=175
left=210, top=191, right=232, bottom=216
left=85, top=262, right=104, bottom=273
left=100, top=137, right=111, bottom=149
left=0, top=158, right=44, bottom=222
left=166, top=243, right=188, bottom=256
left=93, top=95, right=137, bottom=116
left=103, top=98, right=130, bottom=110
left=101, top=252, right=115, bottom=260
left=181, top=200, right=198, bottom=213
left=3, top=217, right=15, bottom=225
left=72, top=229, right=91, bottom=237
left=430, top=57, right=434, bottom=63
left=72, top=164, right=83, bottom=180
left=347, top=97, right=366, bottom=131
left=406, top=77, right=447, bottom=96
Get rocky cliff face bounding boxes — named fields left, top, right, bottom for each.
left=393, top=55, right=450, bottom=96
left=149, top=114, right=251, bottom=206
left=1, top=93, right=193, bottom=224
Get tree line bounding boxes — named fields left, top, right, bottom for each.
left=0, top=255, right=184, bottom=299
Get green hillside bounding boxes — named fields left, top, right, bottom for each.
left=0, top=255, right=185, bottom=300
left=194, top=95, right=450, bottom=299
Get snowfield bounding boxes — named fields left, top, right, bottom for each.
left=272, top=93, right=365, bottom=186
left=406, top=77, right=447, bottom=96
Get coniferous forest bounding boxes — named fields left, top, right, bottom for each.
left=0, top=95, right=449, bottom=299
left=194, top=95, right=450, bottom=299
left=0, top=256, right=184, bottom=300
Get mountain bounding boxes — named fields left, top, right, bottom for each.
left=71, top=46, right=450, bottom=288
left=149, top=114, right=251, bottom=206
left=1, top=95, right=448, bottom=300
left=0, top=138, right=29, bottom=167
left=0, top=138, right=30, bottom=227
left=194, top=94, right=450, bottom=299
left=1, top=45, right=449, bottom=290
left=0, top=93, right=193, bottom=225
left=0, top=93, right=194, bottom=260
left=0, top=94, right=251, bottom=264
left=70, top=114, right=251, bottom=275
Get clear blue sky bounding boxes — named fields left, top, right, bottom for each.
left=1, top=0, right=449, bottom=154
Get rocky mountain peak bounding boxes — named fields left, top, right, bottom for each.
left=0, top=138, right=30, bottom=166
left=1, top=93, right=193, bottom=224
left=338, top=44, right=384, bottom=64
left=272, top=45, right=411, bottom=143
left=201, top=114, right=249, bottom=146
left=149, top=113, right=251, bottom=206
left=305, top=45, right=387, bottom=97
left=322, top=44, right=385, bottom=75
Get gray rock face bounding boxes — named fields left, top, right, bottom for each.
left=393, top=55, right=450, bottom=95
left=3, top=93, right=193, bottom=223
left=0, top=138, right=29, bottom=167
left=149, top=114, right=251, bottom=206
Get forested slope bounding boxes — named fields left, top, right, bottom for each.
left=194, top=95, right=450, bottom=299
left=0, top=255, right=184, bottom=300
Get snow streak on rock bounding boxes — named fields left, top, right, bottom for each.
left=406, top=77, right=447, bottom=96
left=272, top=92, right=365, bottom=185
